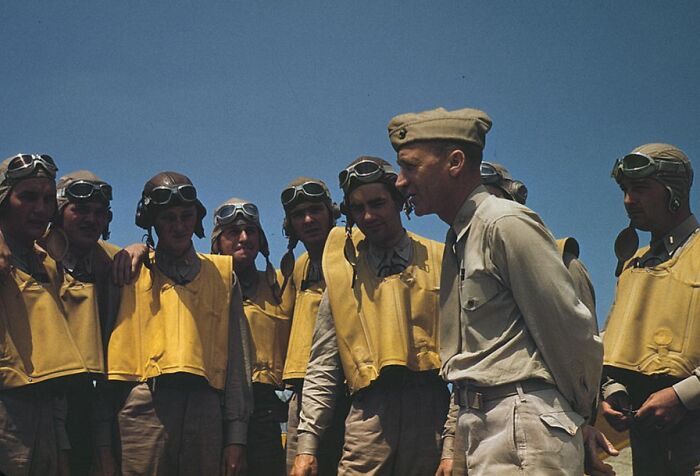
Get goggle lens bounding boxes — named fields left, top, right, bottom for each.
left=65, top=181, right=113, bottom=201
left=339, top=160, right=396, bottom=189
left=281, top=181, right=328, bottom=206
left=215, top=203, right=259, bottom=225
left=148, top=184, right=197, bottom=205
left=7, top=154, right=58, bottom=179
left=480, top=162, right=501, bottom=184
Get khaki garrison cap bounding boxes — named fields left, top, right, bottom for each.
left=388, top=107, right=493, bottom=151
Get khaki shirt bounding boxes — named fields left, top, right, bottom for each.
left=96, top=245, right=254, bottom=446
left=296, top=231, right=413, bottom=455
left=441, top=186, right=602, bottom=419
left=603, top=215, right=700, bottom=410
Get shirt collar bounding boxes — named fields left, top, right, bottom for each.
left=155, top=243, right=200, bottom=284
left=653, top=214, right=699, bottom=257
left=450, top=185, right=492, bottom=241
left=367, top=229, right=412, bottom=275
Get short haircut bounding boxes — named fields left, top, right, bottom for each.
left=419, top=140, right=483, bottom=172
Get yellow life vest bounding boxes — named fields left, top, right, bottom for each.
left=323, top=227, right=443, bottom=394
left=107, top=253, right=232, bottom=390
left=0, top=254, right=88, bottom=388
left=604, top=233, right=700, bottom=377
left=283, top=252, right=325, bottom=381
left=556, top=237, right=579, bottom=260
left=243, top=270, right=292, bottom=388
left=59, top=241, right=121, bottom=375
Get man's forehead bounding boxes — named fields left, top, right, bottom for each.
left=224, top=220, right=258, bottom=231
left=348, top=182, right=390, bottom=204
left=12, top=177, right=55, bottom=193
left=289, top=201, right=324, bottom=213
left=66, top=200, right=109, bottom=211
left=619, top=176, right=657, bottom=187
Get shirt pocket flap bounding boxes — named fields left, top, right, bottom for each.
left=539, top=411, right=584, bottom=436
left=461, top=276, right=500, bottom=311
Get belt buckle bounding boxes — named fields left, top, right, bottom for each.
left=468, top=391, right=484, bottom=410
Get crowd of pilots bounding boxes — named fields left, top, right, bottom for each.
left=0, top=106, right=698, bottom=476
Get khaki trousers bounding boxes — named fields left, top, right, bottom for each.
left=286, top=386, right=349, bottom=475
left=338, top=376, right=449, bottom=476
left=0, top=391, right=58, bottom=476
left=116, top=383, right=222, bottom=476
left=453, top=385, right=584, bottom=476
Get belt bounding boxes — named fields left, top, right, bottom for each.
left=455, top=379, right=554, bottom=410
left=374, top=367, right=442, bottom=388
left=146, top=373, right=211, bottom=392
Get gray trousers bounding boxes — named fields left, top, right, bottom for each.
left=0, top=391, right=58, bottom=476
left=453, top=385, right=584, bottom=476
left=338, top=376, right=449, bottom=476
left=116, top=383, right=223, bottom=476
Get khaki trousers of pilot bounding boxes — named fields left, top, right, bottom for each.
left=0, top=391, right=58, bottom=476
left=116, top=383, right=222, bottom=476
left=338, top=379, right=449, bottom=476
left=453, top=386, right=584, bottom=476
left=286, top=387, right=349, bottom=475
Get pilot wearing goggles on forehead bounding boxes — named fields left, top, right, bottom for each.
left=292, top=156, right=449, bottom=476
left=211, top=197, right=291, bottom=476
left=0, top=153, right=96, bottom=475
left=604, top=143, right=700, bottom=475
left=101, top=171, right=254, bottom=475
left=277, top=177, right=347, bottom=475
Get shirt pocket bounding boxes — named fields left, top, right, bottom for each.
left=460, top=274, right=501, bottom=313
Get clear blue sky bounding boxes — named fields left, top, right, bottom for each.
left=2, top=2, right=699, bottom=327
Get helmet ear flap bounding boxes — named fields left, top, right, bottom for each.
left=135, top=198, right=150, bottom=230
left=331, top=202, right=341, bottom=220
left=102, top=209, right=113, bottom=240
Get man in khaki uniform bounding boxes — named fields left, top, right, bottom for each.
left=211, top=197, right=291, bottom=476
left=437, top=160, right=615, bottom=475
left=278, top=177, right=348, bottom=475
left=292, top=157, right=449, bottom=476
left=0, top=154, right=81, bottom=475
left=389, top=107, right=602, bottom=475
left=602, top=144, right=700, bottom=475
left=101, top=172, right=253, bottom=476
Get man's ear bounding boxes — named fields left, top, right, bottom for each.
left=447, top=149, right=466, bottom=178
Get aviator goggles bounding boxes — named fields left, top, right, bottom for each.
left=480, top=162, right=503, bottom=185
left=611, top=153, right=688, bottom=181
left=281, top=181, right=330, bottom=207
left=338, top=160, right=397, bottom=192
left=6, top=154, right=58, bottom=180
left=145, top=184, right=197, bottom=206
left=215, top=202, right=260, bottom=226
left=58, top=180, right=113, bottom=202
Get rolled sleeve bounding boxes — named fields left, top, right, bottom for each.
left=673, top=369, right=700, bottom=411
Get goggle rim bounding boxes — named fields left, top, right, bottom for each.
left=281, top=181, right=330, bottom=206
left=480, top=162, right=503, bottom=185
left=338, top=160, right=397, bottom=190
left=6, top=154, right=58, bottom=179
left=215, top=202, right=260, bottom=226
left=612, top=153, right=688, bottom=180
left=146, top=184, right=198, bottom=206
left=59, top=180, right=113, bottom=202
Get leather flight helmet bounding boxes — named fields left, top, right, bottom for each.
left=135, top=171, right=206, bottom=239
